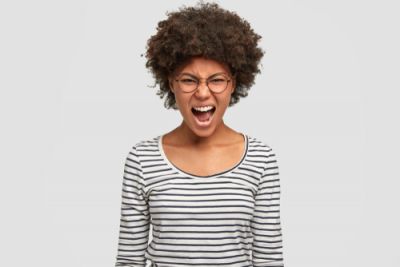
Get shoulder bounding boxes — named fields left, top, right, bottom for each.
left=125, top=135, right=161, bottom=161
left=246, top=134, right=279, bottom=167
left=122, top=135, right=160, bottom=181
left=246, top=134, right=275, bottom=154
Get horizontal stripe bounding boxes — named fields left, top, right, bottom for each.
left=115, top=133, right=284, bottom=267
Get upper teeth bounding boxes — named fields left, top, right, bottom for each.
left=193, top=105, right=214, bottom=112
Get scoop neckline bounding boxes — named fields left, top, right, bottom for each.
left=158, top=133, right=248, bottom=179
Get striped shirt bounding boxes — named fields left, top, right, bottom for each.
left=115, top=133, right=284, bottom=267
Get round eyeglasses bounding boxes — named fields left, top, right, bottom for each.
left=174, top=74, right=232, bottom=94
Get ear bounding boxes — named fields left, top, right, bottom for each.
left=231, top=79, right=236, bottom=94
left=168, top=78, right=175, bottom=94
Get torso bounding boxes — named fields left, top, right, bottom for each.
left=162, top=132, right=245, bottom=177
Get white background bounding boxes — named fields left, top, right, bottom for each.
left=0, top=0, right=399, bottom=266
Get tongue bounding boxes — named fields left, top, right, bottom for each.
left=194, top=110, right=213, bottom=122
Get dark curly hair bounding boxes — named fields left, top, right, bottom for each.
left=144, top=1, right=265, bottom=110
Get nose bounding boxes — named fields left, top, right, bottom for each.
left=195, top=79, right=211, bottom=97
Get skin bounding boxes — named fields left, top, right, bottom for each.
left=162, top=56, right=245, bottom=176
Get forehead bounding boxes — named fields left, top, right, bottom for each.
left=175, top=57, right=230, bottom=76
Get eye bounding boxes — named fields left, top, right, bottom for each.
left=209, top=77, right=227, bottom=84
left=180, top=78, right=197, bottom=84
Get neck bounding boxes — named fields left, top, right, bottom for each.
left=175, top=119, right=234, bottom=147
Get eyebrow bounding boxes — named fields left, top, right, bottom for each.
left=178, top=72, right=228, bottom=79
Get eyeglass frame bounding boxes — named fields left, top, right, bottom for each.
left=172, top=72, right=234, bottom=94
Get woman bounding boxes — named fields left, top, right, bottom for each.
left=115, top=2, right=284, bottom=267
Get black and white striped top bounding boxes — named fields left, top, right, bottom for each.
left=115, top=133, right=284, bottom=267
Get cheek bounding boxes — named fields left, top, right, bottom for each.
left=213, top=95, right=232, bottom=115
left=222, top=91, right=233, bottom=105
left=174, top=95, right=190, bottom=112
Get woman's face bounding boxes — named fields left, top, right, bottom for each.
left=169, top=56, right=235, bottom=137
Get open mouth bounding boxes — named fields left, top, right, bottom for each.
left=191, top=106, right=216, bottom=123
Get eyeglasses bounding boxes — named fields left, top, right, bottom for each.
left=174, top=73, right=232, bottom=94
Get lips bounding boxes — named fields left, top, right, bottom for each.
left=191, top=106, right=216, bottom=115
left=191, top=103, right=215, bottom=108
left=192, top=107, right=216, bottom=127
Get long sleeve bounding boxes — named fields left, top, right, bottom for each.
left=115, top=145, right=150, bottom=267
left=250, top=146, right=284, bottom=267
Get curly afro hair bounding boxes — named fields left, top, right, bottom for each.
left=145, top=1, right=265, bottom=110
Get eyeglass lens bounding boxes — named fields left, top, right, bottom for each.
left=176, top=75, right=230, bottom=93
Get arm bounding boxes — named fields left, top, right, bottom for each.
left=250, top=146, right=284, bottom=267
left=115, top=145, right=150, bottom=267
